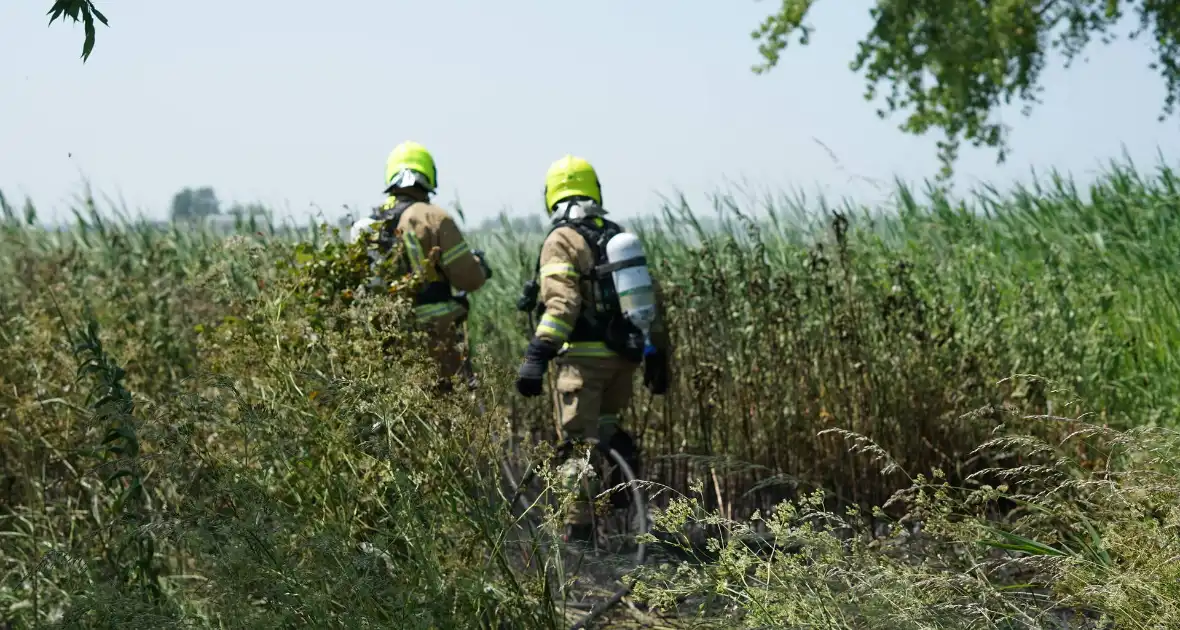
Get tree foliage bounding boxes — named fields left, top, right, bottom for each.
left=48, top=0, right=108, bottom=61
left=752, top=0, right=1180, bottom=178
left=170, top=187, right=222, bottom=222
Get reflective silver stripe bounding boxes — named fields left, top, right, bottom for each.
left=414, top=301, right=460, bottom=322
left=540, top=263, right=579, bottom=278
left=560, top=341, right=616, bottom=358
left=441, top=241, right=471, bottom=266
left=536, top=313, right=573, bottom=341
left=403, top=232, right=427, bottom=275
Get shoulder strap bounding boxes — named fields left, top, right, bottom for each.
left=531, top=219, right=578, bottom=278
left=531, top=217, right=612, bottom=279
left=571, top=217, right=632, bottom=279
left=371, top=197, right=418, bottom=223
left=368, top=197, right=419, bottom=252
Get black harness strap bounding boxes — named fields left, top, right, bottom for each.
left=529, top=215, right=622, bottom=283
left=595, top=256, right=647, bottom=277
left=370, top=197, right=418, bottom=252
left=371, top=197, right=417, bottom=225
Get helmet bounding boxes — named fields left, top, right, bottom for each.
left=544, top=155, right=602, bottom=214
left=384, top=141, right=437, bottom=193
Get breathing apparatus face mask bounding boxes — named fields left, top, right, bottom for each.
left=385, top=169, right=433, bottom=195
left=549, top=197, right=604, bottom=224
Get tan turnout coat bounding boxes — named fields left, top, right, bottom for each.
left=531, top=209, right=669, bottom=438
left=372, top=192, right=487, bottom=385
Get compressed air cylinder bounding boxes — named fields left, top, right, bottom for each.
left=348, top=217, right=389, bottom=289
left=605, top=232, right=659, bottom=355
left=349, top=217, right=378, bottom=244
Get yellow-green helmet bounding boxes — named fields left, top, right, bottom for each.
left=384, top=141, right=437, bottom=193
left=544, top=155, right=602, bottom=214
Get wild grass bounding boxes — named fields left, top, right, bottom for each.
left=468, top=157, right=1180, bottom=517
left=2, top=156, right=1179, bottom=628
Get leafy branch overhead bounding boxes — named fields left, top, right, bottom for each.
left=47, top=0, right=108, bottom=61
left=752, top=0, right=1180, bottom=179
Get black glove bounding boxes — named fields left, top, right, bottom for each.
left=643, top=348, right=669, bottom=395
left=516, top=336, right=560, bottom=397
left=471, top=248, right=494, bottom=280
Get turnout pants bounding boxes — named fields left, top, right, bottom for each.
left=552, top=355, right=638, bottom=527
left=421, top=311, right=475, bottom=394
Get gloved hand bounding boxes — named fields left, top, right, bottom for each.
left=643, top=348, right=669, bottom=395
left=516, top=336, right=560, bottom=397
left=471, top=248, right=494, bottom=280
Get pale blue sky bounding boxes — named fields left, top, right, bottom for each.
left=2, top=1, right=1177, bottom=226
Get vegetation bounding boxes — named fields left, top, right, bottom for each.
left=43, top=0, right=1180, bottom=178
left=169, top=187, right=222, bottom=224
left=47, top=0, right=108, bottom=61
left=753, top=0, right=1180, bottom=177
left=3, top=157, right=1180, bottom=628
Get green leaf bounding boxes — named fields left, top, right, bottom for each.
left=102, top=424, right=138, bottom=449
left=749, top=0, right=1180, bottom=180
left=46, top=0, right=109, bottom=62
left=82, top=9, right=97, bottom=61
left=105, top=469, right=134, bottom=485
left=90, top=4, right=108, bottom=25
left=46, top=0, right=80, bottom=24
left=980, top=528, right=1067, bottom=557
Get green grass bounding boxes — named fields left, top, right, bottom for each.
left=466, top=156, right=1180, bottom=517
left=2, top=156, right=1180, bottom=628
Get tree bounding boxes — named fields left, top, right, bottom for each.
left=170, top=187, right=221, bottom=222
left=751, top=1, right=1180, bottom=178
left=48, top=0, right=108, bottom=61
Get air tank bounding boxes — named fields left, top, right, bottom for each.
left=348, top=216, right=388, bottom=289
left=605, top=231, right=659, bottom=356
left=349, top=217, right=378, bottom=244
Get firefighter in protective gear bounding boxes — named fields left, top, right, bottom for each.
left=515, top=155, right=670, bottom=540
left=351, top=141, right=492, bottom=392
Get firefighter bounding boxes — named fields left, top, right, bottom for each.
left=514, top=154, right=670, bottom=541
left=351, top=140, right=492, bottom=393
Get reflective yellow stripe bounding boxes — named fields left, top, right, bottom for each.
left=535, top=313, right=573, bottom=342
left=402, top=232, right=427, bottom=275
left=441, top=240, right=471, bottom=266
left=560, top=341, right=616, bottom=358
left=414, top=301, right=460, bottom=323
left=540, top=263, right=579, bottom=278
left=617, top=286, right=653, bottom=298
